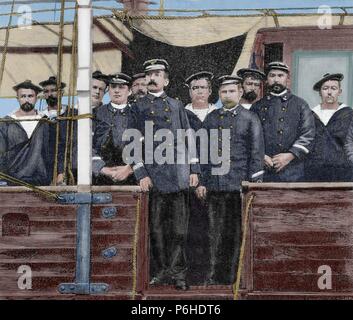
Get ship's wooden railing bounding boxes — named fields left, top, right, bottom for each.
left=0, top=185, right=149, bottom=300
left=241, top=182, right=353, bottom=300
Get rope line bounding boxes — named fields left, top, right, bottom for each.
left=0, top=171, right=59, bottom=200
left=233, top=193, right=255, bottom=300
left=64, top=4, right=78, bottom=185
left=0, top=0, right=15, bottom=93
left=131, top=196, right=141, bottom=300
left=0, top=113, right=92, bottom=123
left=52, top=0, right=66, bottom=186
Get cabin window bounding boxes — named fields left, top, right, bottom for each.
left=2, top=213, right=30, bottom=236
left=264, top=43, right=283, bottom=66
left=292, top=51, right=353, bottom=108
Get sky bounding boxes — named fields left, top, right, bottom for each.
left=0, top=0, right=352, bottom=115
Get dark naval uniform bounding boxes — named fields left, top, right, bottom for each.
left=201, top=105, right=264, bottom=284
left=0, top=115, right=53, bottom=186
left=305, top=106, right=353, bottom=182
left=132, top=92, right=200, bottom=285
left=251, top=91, right=315, bottom=182
left=92, top=102, right=137, bottom=185
left=184, top=106, right=216, bottom=285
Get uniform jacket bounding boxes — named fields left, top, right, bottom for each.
left=200, top=105, right=265, bottom=192
left=306, top=105, right=353, bottom=182
left=132, top=92, right=200, bottom=193
left=92, top=102, right=136, bottom=183
left=251, top=91, right=315, bottom=182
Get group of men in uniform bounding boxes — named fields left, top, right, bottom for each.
left=1, top=57, right=353, bottom=290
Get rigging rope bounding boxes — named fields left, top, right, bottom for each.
left=233, top=193, right=255, bottom=300
left=0, top=0, right=15, bottom=93
left=0, top=171, right=59, bottom=200
left=131, top=195, right=141, bottom=300
left=63, top=3, right=78, bottom=185
left=52, top=0, right=66, bottom=186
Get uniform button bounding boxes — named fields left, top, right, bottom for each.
left=278, top=143, right=282, bottom=147
left=231, top=114, right=236, bottom=117
left=278, top=129, right=283, bottom=134
left=218, top=126, right=223, bottom=130
left=230, top=125, right=233, bottom=129
left=282, top=107, right=286, bottom=111
left=150, top=110, right=155, bottom=115
left=218, top=138, right=222, bottom=142
left=279, top=118, right=284, bottom=122
left=218, top=148, right=222, bottom=153
left=262, top=118, right=266, bottom=121
left=166, top=118, right=171, bottom=122
left=164, top=108, right=170, bottom=112
left=220, top=116, right=224, bottom=119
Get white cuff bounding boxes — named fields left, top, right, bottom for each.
left=251, top=170, right=264, bottom=179
left=133, top=162, right=144, bottom=170
left=293, top=144, right=309, bottom=154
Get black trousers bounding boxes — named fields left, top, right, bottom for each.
left=207, top=191, right=242, bottom=285
left=149, top=190, right=189, bottom=282
left=186, top=192, right=209, bottom=285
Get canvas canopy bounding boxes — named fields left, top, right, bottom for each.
left=0, top=10, right=353, bottom=97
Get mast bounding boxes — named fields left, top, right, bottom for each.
left=76, top=0, right=92, bottom=189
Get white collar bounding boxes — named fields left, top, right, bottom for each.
left=223, top=105, right=240, bottom=113
left=270, top=89, right=288, bottom=97
left=10, top=113, right=41, bottom=120
left=111, top=102, right=127, bottom=110
left=149, top=91, right=164, bottom=97
left=185, top=103, right=216, bottom=113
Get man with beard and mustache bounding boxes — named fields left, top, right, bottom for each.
left=131, top=58, right=200, bottom=290
left=92, top=72, right=136, bottom=185
left=196, top=75, right=264, bottom=285
left=251, top=61, right=315, bottom=182
left=39, top=76, right=67, bottom=119
left=130, top=73, right=147, bottom=101
left=305, top=73, right=353, bottom=181
left=0, top=80, right=53, bottom=186
left=39, top=76, right=73, bottom=184
left=183, top=71, right=216, bottom=285
left=237, top=68, right=266, bottom=109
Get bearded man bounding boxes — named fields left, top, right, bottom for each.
left=250, top=62, right=315, bottom=182
left=0, top=80, right=53, bottom=186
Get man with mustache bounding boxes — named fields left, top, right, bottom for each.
left=251, top=62, right=315, bottom=182
left=183, top=71, right=216, bottom=285
left=131, top=59, right=200, bottom=290
left=306, top=73, right=353, bottom=181
left=39, top=76, right=67, bottom=120
left=130, top=72, right=147, bottom=101
left=0, top=80, right=53, bottom=186
left=237, top=68, right=266, bottom=110
left=92, top=72, right=135, bottom=185
left=196, top=75, right=264, bottom=285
